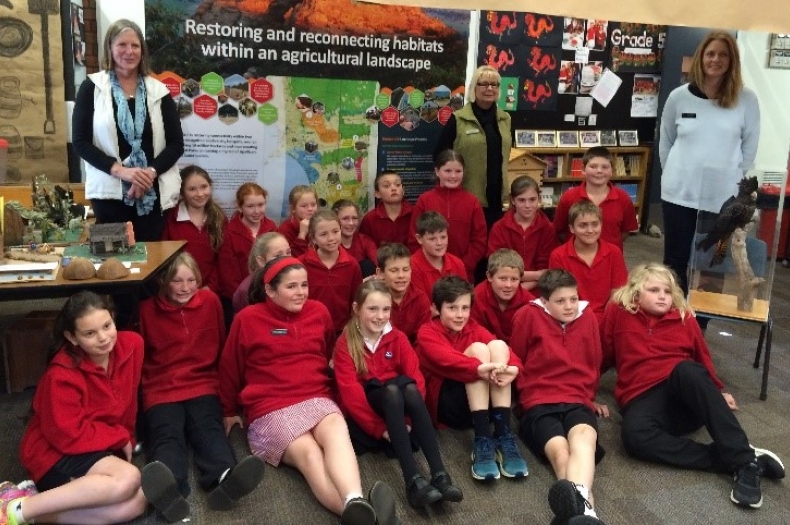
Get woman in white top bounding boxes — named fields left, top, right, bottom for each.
left=658, top=31, right=760, bottom=293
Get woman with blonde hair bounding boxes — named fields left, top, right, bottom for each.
left=72, top=19, right=184, bottom=241
left=658, top=31, right=760, bottom=294
left=434, top=65, right=511, bottom=228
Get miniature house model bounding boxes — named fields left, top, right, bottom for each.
left=89, top=223, right=132, bottom=255
left=507, top=150, right=547, bottom=188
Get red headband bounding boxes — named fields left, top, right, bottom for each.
left=263, top=257, right=303, bottom=285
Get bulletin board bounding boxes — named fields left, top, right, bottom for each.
left=478, top=12, right=664, bottom=143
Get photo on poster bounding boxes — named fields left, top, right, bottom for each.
left=481, top=11, right=523, bottom=44
left=499, top=76, right=519, bottom=111
left=426, top=85, right=452, bottom=108
left=600, top=129, right=618, bottom=146
left=585, top=20, right=608, bottom=51
left=515, top=129, right=538, bottom=147
left=524, top=13, right=563, bottom=47
left=579, top=61, right=604, bottom=94
left=524, top=46, right=562, bottom=79
left=631, top=74, right=661, bottom=117
left=562, top=18, right=586, bottom=50
left=558, top=130, right=579, bottom=147
left=559, top=61, right=581, bottom=95
left=618, top=130, right=639, bottom=146
left=579, top=130, right=601, bottom=147
left=537, top=130, right=557, bottom=147
left=519, top=78, right=557, bottom=111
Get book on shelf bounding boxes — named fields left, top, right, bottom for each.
left=542, top=155, right=560, bottom=178
left=615, top=183, right=638, bottom=203
left=540, top=186, right=555, bottom=207
left=570, top=157, right=584, bottom=178
left=625, top=155, right=642, bottom=176
left=613, top=156, right=627, bottom=177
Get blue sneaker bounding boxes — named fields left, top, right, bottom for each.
left=496, top=432, right=529, bottom=478
left=471, top=437, right=500, bottom=481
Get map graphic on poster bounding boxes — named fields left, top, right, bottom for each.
left=284, top=78, right=377, bottom=217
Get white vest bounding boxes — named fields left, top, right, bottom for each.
left=84, top=71, right=180, bottom=212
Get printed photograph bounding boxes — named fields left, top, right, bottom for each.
left=558, top=130, right=579, bottom=147
left=618, top=130, right=639, bottom=146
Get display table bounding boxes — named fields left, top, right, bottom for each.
left=0, top=240, right=185, bottom=392
left=0, top=240, right=185, bottom=301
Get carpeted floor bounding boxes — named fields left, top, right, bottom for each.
left=1, top=233, right=789, bottom=524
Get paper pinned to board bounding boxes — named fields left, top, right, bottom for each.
left=590, top=69, right=622, bottom=108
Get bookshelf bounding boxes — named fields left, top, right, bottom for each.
left=511, top=146, right=652, bottom=219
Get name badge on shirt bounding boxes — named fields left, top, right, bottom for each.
left=385, top=351, right=393, bottom=359
left=465, top=129, right=480, bottom=134
left=681, top=113, right=696, bottom=118
left=271, top=328, right=288, bottom=336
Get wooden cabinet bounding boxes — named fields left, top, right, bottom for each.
left=511, top=146, right=652, bottom=220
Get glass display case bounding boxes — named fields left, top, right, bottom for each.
left=688, top=168, right=786, bottom=322
left=687, top=167, right=786, bottom=400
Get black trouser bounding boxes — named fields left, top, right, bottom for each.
left=621, top=361, right=753, bottom=473
left=366, top=377, right=446, bottom=483
left=145, top=395, right=237, bottom=496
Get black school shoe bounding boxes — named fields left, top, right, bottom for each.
left=369, top=481, right=401, bottom=525
left=406, top=475, right=442, bottom=508
left=548, top=479, right=591, bottom=521
left=141, top=461, right=190, bottom=523
left=430, top=471, right=463, bottom=502
left=340, top=497, right=377, bottom=525
left=207, top=455, right=266, bottom=510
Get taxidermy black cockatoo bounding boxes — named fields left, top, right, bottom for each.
left=695, top=176, right=759, bottom=267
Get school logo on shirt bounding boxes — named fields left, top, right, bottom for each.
left=271, top=328, right=288, bottom=336
left=385, top=351, right=393, bottom=359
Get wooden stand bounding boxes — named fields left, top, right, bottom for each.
left=731, top=228, right=764, bottom=311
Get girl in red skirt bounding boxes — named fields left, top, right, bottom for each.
left=218, top=257, right=397, bottom=525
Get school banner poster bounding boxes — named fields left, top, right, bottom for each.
left=144, top=0, right=469, bottom=218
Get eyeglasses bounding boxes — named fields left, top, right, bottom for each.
left=476, top=82, right=500, bottom=88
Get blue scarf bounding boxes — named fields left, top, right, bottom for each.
left=110, top=71, right=156, bottom=215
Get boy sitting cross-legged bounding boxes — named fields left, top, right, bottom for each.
left=409, top=211, right=468, bottom=299
left=415, top=276, right=528, bottom=481
left=375, top=242, right=432, bottom=344
left=471, top=249, right=532, bottom=345
left=511, top=269, right=609, bottom=525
